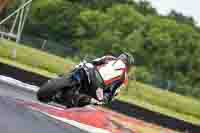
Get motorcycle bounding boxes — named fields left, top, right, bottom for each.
left=37, top=60, right=104, bottom=108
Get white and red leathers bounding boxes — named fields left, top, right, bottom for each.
left=91, top=55, right=129, bottom=103
left=94, top=56, right=128, bottom=87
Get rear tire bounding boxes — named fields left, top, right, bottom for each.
left=37, top=76, right=72, bottom=103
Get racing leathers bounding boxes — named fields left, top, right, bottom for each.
left=83, top=55, right=129, bottom=104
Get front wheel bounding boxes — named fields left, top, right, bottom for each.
left=37, top=76, right=72, bottom=103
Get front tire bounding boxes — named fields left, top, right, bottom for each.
left=37, top=76, right=72, bottom=103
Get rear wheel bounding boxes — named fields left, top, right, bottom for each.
left=37, top=76, right=72, bottom=103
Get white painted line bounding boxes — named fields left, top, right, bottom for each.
left=45, top=103, right=65, bottom=111
left=0, top=75, right=39, bottom=92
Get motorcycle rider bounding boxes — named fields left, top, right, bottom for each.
left=75, top=53, right=134, bottom=106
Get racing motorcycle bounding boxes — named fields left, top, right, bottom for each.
left=37, top=60, right=104, bottom=108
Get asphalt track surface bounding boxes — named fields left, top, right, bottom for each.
left=1, top=80, right=179, bottom=133
left=0, top=80, right=140, bottom=133
left=0, top=81, right=141, bottom=133
left=0, top=82, right=87, bottom=133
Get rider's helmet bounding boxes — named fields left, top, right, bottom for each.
left=118, top=52, right=134, bottom=68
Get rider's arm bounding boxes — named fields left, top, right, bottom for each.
left=103, top=69, right=129, bottom=103
left=103, top=80, right=123, bottom=103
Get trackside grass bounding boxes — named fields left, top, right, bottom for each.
left=0, top=57, right=56, bottom=78
left=0, top=39, right=74, bottom=75
left=119, top=82, right=200, bottom=125
left=0, top=39, right=200, bottom=126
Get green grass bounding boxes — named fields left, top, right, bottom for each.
left=0, top=39, right=200, bottom=126
left=0, top=57, right=56, bottom=78
left=0, top=39, right=74, bottom=75
left=119, top=82, right=200, bottom=125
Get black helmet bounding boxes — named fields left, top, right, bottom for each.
left=118, top=52, right=134, bottom=66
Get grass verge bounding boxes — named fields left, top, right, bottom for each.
left=0, top=57, right=56, bottom=78
left=0, top=39, right=200, bottom=126
left=119, top=82, right=200, bottom=125
left=0, top=39, right=74, bottom=75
